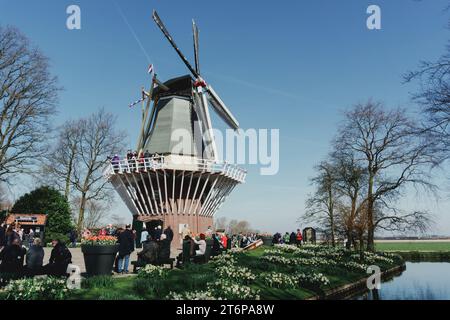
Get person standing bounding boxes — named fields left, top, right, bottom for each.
left=69, top=229, right=77, bottom=248
left=289, top=231, right=296, bottom=245
left=296, top=229, right=303, bottom=246
left=28, top=229, right=35, bottom=247
left=6, top=225, right=20, bottom=246
left=140, top=227, right=148, bottom=246
left=283, top=232, right=290, bottom=244
left=163, top=225, right=174, bottom=244
left=117, top=224, right=134, bottom=274
left=221, top=233, right=228, bottom=250
left=158, top=233, right=170, bottom=260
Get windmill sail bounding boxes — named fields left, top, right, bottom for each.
left=206, top=85, right=239, bottom=130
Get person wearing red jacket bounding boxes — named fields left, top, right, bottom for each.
left=296, top=229, right=303, bottom=246
left=221, top=234, right=228, bottom=249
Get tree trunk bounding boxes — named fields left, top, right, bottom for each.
left=328, top=189, right=335, bottom=247
left=64, top=156, right=74, bottom=199
left=359, top=234, right=364, bottom=261
left=77, top=193, right=87, bottom=232
left=345, top=231, right=351, bottom=249
left=366, top=174, right=375, bottom=251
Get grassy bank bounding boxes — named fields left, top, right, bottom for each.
left=65, top=245, right=403, bottom=300
left=375, top=241, right=450, bottom=252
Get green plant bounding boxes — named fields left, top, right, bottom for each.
left=137, top=264, right=168, bottom=279
left=133, top=277, right=169, bottom=298
left=98, top=291, right=142, bottom=300
left=44, top=232, right=70, bottom=244
left=11, top=186, right=73, bottom=242
left=2, top=277, right=68, bottom=300
left=82, top=275, right=114, bottom=289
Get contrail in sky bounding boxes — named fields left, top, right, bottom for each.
left=113, top=0, right=153, bottom=65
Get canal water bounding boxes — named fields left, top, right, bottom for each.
left=355, top=262, right=450, bottom=300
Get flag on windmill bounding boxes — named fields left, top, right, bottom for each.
left=128, top=97, right=145, bottom=108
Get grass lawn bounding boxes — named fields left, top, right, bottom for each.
left=66, top=245, right=403, bottom=300
left=375, top=241, right=450, bottom=252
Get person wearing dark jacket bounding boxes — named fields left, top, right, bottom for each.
left=45, top=239, right=72, bottom=277
left=0, top=238, right=26, bottom=274
left=117, top=224, right=134, bottom=274
left=154, top=225, right=162, bottom=241
left=137, top=234, right=159, bottom=264
left=5, top=226, right=20, bottom=246
left=0, top=222, right=6, bottom=249
left=211, top=233, right=223, bottom=256
left=25, top=238, right=45, bottom=276
left=163, top=226, right=174, bottom=243
left=289, top=232, right=296, bottom=245
left=158, top=234, right=170, bottom=260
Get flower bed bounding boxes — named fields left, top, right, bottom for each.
left=1, top=277, right=68, bottom=300
left=63, top=244, right=403, bottom=301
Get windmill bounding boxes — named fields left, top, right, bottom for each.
left=104, top=10, right=246, bottom=245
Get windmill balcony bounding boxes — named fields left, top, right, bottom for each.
left=103, top=155, right=246, bottom=183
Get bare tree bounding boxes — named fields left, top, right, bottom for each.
left=332, top=151, right=367, bottom=249
left=0, top=26, right=59, bottom=183
left=42, top=120, right=80, bottom=199
left=404, top=51, right=450, bottom=164
left=43, top=109, right=126, bottom=231
left=303, top=161, right=339, bottom=246
left=214, top=216, right=228, bottom=230
left=84, top=199, right=110, bottom=229
left=0, top=183, right=11, bottom=210
left=71, top=109, right=126, bottom=231
left=110, top=213, right=126, bottom=227
left=335, top=100, right=435, bottom=251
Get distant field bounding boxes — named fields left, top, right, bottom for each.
left=376, top=241, right=450, bottom=252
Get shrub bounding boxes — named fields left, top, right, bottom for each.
left=137, top=264, right=168, bottom=279
left=82, top=275, right=114, bottom=289
left=11, top=186, right=73, bottom=242
left=44, top=232, right=69, bottom=245
left=2, top=277, right=68, bottom=300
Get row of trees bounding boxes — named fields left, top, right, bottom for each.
left=0, top=26, right=127, bottom=231
left=214, top=217, right=259, bottom=235
left=303, top=101, right=437, bottom=251
left=303, top=38, right=450, bottom=251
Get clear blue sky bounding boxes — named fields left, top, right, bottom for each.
left=1, top=0, right=449, bottom=235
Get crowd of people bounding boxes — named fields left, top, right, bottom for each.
left=109, top=150, right=164, bottom=173
left=0, top=218, right=275, bottom=279
left=272, top=229, right=303, bottom=246
left=115, top=224, right=175, bottom=274
left=0, top=221, right=72, bottom=278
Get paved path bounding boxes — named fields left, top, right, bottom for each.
left=43, top=247, right=139, bottom=274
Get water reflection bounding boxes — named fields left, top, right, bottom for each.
left=355, top=262, right=450, bottom=300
